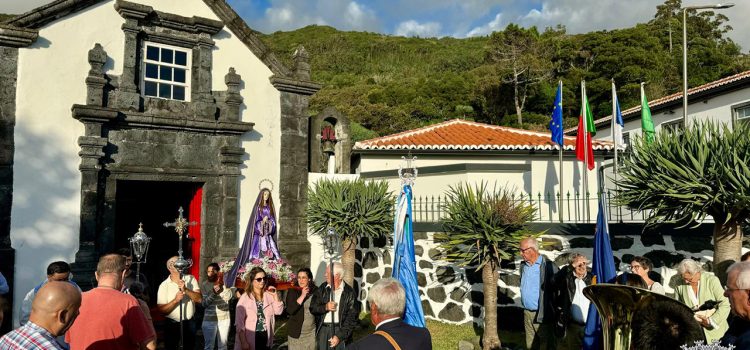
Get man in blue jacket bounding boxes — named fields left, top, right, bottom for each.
left=519, top=237, right=558, bottom=350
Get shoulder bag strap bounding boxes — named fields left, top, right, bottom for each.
left=374, top=330, right=402, bottom=350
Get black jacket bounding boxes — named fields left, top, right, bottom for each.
left=310, top=282, right=360, bottom=343
left=285, top=285, right=317, bottom=338
left=346, top=319, right=432, bottom=350
left=520, top=255, right=558, bottom=324
left=552, top=265, right=593, bottom=335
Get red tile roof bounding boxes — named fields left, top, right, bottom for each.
left=565, top=70, right=750, bottom=133
left=354, top=119, right=612, bottom=151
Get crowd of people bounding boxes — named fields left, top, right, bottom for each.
left=518, top=236, right=750, bottom=350
left=6, top=236, right=750, bottom=350
left=0, top=252, right=432, bottom=350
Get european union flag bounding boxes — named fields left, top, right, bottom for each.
left=392, top=184, right=426, bottom=327
left=549, top=82, right=564, bottom=146
left=583, top=197, right=618, bottom=350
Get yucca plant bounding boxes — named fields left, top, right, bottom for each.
left=435, top=182, right=538, bottom=350
left=307, top=178, right=394, bottom=286
left=617, top=120, right=750, bottom=282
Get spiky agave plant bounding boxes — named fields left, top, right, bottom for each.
left=617, top=120, right=750, bottom=282
left=436, top=182, right=538, bottom=350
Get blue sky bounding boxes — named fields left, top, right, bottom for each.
left=2, top=0, right=749, bottom=50
left=223, top=0, right=750, bottom=51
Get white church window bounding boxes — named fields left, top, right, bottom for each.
left=142, top=42, right=190, bottom=101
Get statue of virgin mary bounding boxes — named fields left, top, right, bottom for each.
left=224, top=187, right=281, bottom=285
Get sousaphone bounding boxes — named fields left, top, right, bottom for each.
left=584, top=284, right=706, bottom=350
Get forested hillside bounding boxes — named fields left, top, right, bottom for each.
left=260, top=0, right=748, bottom=140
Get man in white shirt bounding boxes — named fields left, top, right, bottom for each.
left=156, top=256, right=202, bottom=350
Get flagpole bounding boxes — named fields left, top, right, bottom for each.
left=611, top=79, right=618, bottom=222
left=559, top=80, right=564, bottom=223
left=582, top=80, right=590, bottom=221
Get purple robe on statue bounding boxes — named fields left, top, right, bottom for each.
left=225, top=188, right=281, bottom=286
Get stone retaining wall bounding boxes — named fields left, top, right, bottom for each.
left=354, top=231, right=726, bottom=328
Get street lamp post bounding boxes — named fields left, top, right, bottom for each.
left=682, top=3, right=734, bottom=123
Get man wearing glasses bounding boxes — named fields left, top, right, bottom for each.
left=720, top=261, right=750, bottom=348
left=518, top=237, right=557, bottom=350
left=552, top=253, right=592, bottom=350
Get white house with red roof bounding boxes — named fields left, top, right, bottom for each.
left=578, top=70, right=750, bottom=144
left=352, top=119, right=614, bottom=222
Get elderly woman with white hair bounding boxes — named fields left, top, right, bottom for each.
left=673, top=258, right=730, bottom=343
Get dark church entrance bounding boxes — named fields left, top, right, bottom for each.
left=114, top=180, right=203, bottom=297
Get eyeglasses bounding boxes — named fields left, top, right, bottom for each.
left=573, top=262, right=588, bottom=268
left=630, top=265, right=642, bottom=271
left=254, top=277, right=267, bottom=282
left=519, top=247, right=533, bottom=254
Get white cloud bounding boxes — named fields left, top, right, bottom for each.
left=394, top=20, right=442, bottom=38
left=466, top=12, right=503, bottom=37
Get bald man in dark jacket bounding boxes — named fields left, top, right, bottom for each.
left=347, top=278, right=431, bottom=350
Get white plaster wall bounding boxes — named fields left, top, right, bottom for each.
left=358, top=153, right=604, bottom=221
left=11, top=1, right=127, bottom=326
left=594, top=87, right=750, bottom=142
left=9, top=0, right=285, bottom=326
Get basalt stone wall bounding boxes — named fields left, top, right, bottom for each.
left=355, top=231, right=722, bottom=327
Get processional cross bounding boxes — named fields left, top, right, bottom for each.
left=163, top=206, right=197, bottom=350
left=163, top=206, right=197, bottom=272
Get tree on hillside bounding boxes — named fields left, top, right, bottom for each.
left=436, top=182, right=538, bottom=350
left=616, top=121, right=750, bottom=283
left=486, top=24, right=556, bottom=126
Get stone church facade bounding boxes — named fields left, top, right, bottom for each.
left=0, top=0, right=318, bottom=326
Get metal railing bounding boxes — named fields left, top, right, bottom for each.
left=409, top=190, right=650, bottom=223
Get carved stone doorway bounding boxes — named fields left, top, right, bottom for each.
left=113, top=180, right=203, bottom=296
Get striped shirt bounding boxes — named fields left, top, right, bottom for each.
left=200, top=281, right=232, bottom=322
left=0, top=322, right=64, bottom=350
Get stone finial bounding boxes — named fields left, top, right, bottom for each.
left=88, top=44, right=107, bottom=77
left=225, top=67, right=241, bottom=93
left=223, top=67, right=243, bottom=121
left=293, top=45, right=310, bottom=81
left=86, top=43, right=108, bottom=106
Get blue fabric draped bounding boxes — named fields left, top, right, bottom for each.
left=392, top=184, right=426, bottom=328
left=583, top=197, right=618, bottom=350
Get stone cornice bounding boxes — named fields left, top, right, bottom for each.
left=114, top=0, right=224, bottom=35
left=269, top=76, right=322, bottom=96
left=72, top=104, right=119, bottom=123
left=0, top=25, right=39, bottom=48
left=72, top=104, right=254, bottom=135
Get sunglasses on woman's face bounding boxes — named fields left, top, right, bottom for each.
left=254, top=277, right=267, bottom=282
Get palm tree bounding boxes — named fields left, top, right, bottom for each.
left=435, top=182, right=537, bottom=350
left=617, top=120, right=750, bottom=282
left=306, top=178, right=394, bottom=286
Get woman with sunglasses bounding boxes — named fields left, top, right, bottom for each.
left=285, top=268, right=317, bottom=350
left=234, top=267, right=283, bottom=350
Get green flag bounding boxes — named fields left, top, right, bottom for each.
left=640, top=83, right=655, bottom=143
left=584, top=91, right=596, bottom=135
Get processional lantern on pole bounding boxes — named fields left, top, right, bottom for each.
left=323, top=227, right=338, bottom=349
left=163, top=206, right=197, bottom=350
left=128, top=223, right=151, bottom=284
left=398, top=153, right=418, bottom=186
